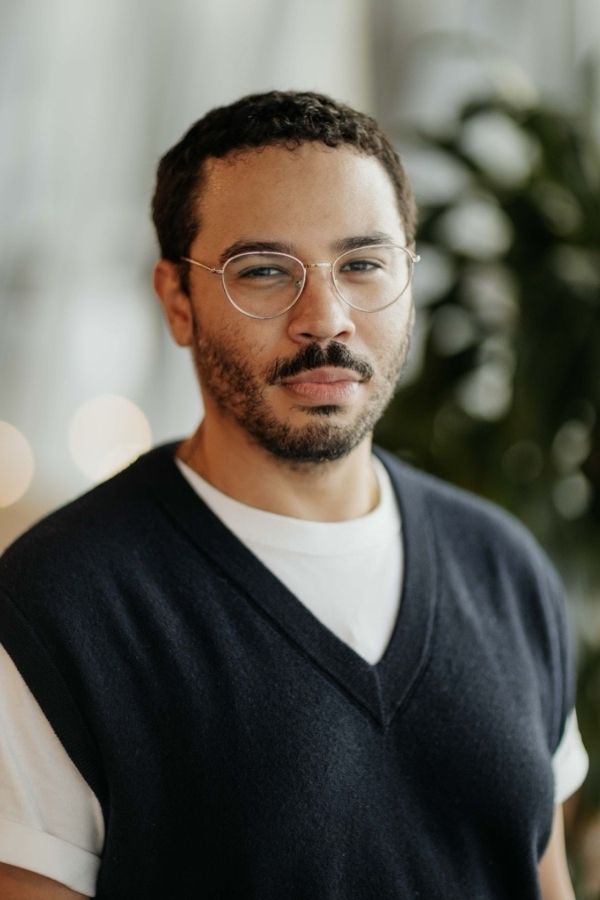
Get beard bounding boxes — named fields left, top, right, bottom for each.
left=191, top=315, right=411, bottom=464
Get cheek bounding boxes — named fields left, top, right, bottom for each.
left=362, top=300, right=414, bottom=358
left=195, top=308, right=283, bottom=376
left=386, top=294, right=414, bottom=331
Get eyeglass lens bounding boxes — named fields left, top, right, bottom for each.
left=222, top=245, right=413, bottom=317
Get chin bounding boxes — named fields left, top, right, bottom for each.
left=300, top=404, right=343, bottom=417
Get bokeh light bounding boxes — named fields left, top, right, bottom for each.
left=460, top=110, right=540, bottom=186
left=0, top=422, right=35, bottom=508
left=436, top=195, right=514, bottom=259
left=553, top=472, right=594, bottom=520
left=68, top=394, right=152, bottom=483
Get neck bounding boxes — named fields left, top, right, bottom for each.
left=177, top=419, right=379, bottom=522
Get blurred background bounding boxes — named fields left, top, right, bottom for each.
left=1, top=0, right=599, bottom=893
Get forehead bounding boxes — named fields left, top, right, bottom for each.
left=194, top=143, right=405, bottom=249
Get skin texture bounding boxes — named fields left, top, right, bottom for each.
left=0, top=863, right=88, bottom=899
left=538, top=806, right=576, bottom=900
left=155, top=143, right=414, bottom=521
left=189, top=325, right=410, bottom=466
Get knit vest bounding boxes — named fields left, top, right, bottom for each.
left=0, top=444, right=571, bottom=899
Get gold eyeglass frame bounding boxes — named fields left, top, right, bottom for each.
left=180, top=243, right=420, bottom=320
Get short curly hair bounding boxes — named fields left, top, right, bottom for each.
left=151, top=90, right=417, bottom=293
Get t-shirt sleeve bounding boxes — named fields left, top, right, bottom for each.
left=0, top=644, right=103, bottom=896
left=551, top=707, right=589, bottom=804
left=533, top=549, right=588, bottom=803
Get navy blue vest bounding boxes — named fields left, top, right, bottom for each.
left=0, top=445, right=571, bottom=898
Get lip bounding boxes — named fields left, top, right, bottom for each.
left=280, top=367, right=363, bottom=385
left=279, top=367, right=364, bottom=404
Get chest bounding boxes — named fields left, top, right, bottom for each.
left=93, top=552, right=554, bottom=850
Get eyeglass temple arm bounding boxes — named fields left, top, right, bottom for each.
left=180, top=256, right=223, bottom=275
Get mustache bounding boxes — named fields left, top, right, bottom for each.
left=266, top=342, right=374, bottom=384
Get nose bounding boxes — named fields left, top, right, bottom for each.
left=286, top=265, right=356, bottom=345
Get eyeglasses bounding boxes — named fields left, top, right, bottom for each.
left=180, top=243, right=420, bottom=320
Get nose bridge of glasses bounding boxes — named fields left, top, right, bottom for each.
left=297, top=260, right=339, bottom=301
left=303, top=261, right=335, bottom=288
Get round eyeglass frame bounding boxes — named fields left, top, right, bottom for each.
left=180, top=243, right=420, bottom=320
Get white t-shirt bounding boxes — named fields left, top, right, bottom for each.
left=0, top=458, right=589, bottom=896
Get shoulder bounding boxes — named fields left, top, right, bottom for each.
left=375, top=445, right=558, bottom=587
left=0, top=443, right=180, bottom=603
left=375, top=445, right=569, bottom=666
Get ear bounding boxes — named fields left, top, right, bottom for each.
left=153, top=259, right=194, bottom=346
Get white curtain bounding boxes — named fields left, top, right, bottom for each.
left=0, top=0, right=372, bottom=545
left=1, top=0, right=598, bottom=546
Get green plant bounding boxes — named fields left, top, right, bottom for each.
left=376, top=95, right=600, bottom=895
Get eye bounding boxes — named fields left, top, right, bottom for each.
left=338, top=256, right=388, bottom=279
left=227, top=253, right=298, bottom=281
left=336, top=245, right=394, bottom=278
left=237, top=265, right=290, bottom=279
left=340, top=258, right=383, bottom=273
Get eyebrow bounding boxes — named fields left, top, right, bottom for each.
left=219, top=240, right=293, bottom=264
left=218, top=232, right=398, bottom=265
left=331, top=232, right=398, bottom=253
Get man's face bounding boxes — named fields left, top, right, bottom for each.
left=181, top=142, right=414, bottom=464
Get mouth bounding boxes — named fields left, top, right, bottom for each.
left=279, top=367, right=365, bottom=404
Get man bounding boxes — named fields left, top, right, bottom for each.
left=0, top=91, right=588, bottom=898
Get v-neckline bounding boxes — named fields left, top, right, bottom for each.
left=138, top=443, right=439, bottom=730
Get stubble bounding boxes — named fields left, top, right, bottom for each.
left=190, top=313, right=412, bottom=464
